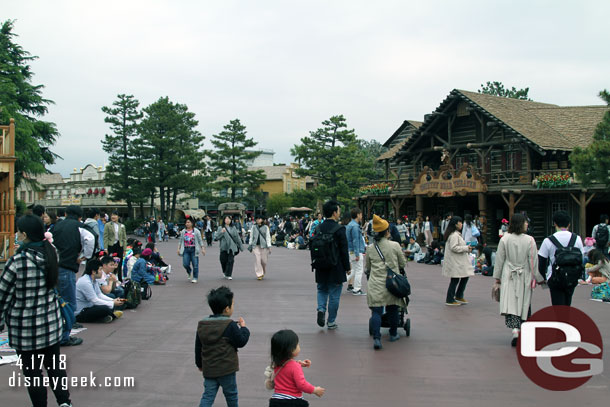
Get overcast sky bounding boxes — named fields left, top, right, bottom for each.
left=5, top=0, right=610, bottom=177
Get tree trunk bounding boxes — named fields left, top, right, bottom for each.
left=139, top=202, right=144, bottom=219
left=171, top=188, right=178, bottom=221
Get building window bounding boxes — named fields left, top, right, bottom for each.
left=455, top=156, right=465, bottom=169
left=28, top=191, right=33, bottom=202
left=235, top=188, right=243, bottom=198
left=20, top=191, right=26, bottom=201
left=220, top=189, right=228, bottom=198
left=551, top=201, right=568, bottom=214
left=286, top=182, right=291, bottom=193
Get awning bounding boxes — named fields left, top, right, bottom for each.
left=287, top=207, right=313, bottom=212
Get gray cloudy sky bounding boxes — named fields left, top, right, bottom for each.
left=5, top=0, right=610, bottom=177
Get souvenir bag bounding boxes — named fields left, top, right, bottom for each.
left=264, top=364, right=285, bottom=390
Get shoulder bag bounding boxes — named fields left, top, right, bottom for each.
left=374, top=242, right=411, bottom=298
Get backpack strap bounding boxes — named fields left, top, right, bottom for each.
left=373, top=242, right=386, bottom=263
left=566, top=233, right=577, bottom=249
left=548, top=235, right=564, bottom=250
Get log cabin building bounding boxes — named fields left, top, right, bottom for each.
left=356, top=89, right=609, bottom=244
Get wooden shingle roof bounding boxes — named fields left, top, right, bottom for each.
left=377, top=120, right=423, bottom=161
left=392, top=89, right=608, bottom=160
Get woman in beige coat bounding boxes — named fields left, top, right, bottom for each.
left=442, top=216, right=474, bottom=306
left=365, top=215, right=407, bottom=350
left=493, top=214, right=544, bottom=346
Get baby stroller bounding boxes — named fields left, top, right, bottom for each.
left=367, top=267, right=411, bottom=337
left=274, top=230, right=286, bottom=247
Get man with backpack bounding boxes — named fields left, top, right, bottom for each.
left=310, top=200, right=351, bottom=330
left=592, top=214, right=610, bottom=258
left=538, top=211, right=585, bottom=306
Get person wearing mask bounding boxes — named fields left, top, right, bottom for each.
left=52, top=205, right=94, bottom=346
left=365, top=214, right=407, bottom=349
left=249, top=214, right=272, bottom=280
left=493, top=214, right=544, bottom=346
left=215, top=216, right=243, bottom=280
left=0, top=215, right=73, bottom=407
left=442, top=216, right=473, bottom=306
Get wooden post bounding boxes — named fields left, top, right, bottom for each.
left=478, top=192, right=487, bottom=238
left=416, top=195, right=423, bottom=220
left=509, top=193, right=515, bottom=219
left=570, top=191, right=596, bottom=238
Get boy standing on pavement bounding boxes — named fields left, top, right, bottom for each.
left=195, top=286, right=250, bottom=407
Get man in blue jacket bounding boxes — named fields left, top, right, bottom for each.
left=346, top=208, right=367, bottom=296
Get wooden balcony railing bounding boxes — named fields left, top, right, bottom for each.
left=0, top=119, right=16, bottom=263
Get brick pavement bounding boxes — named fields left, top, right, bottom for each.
left=1, top=238, right=608, bottom=406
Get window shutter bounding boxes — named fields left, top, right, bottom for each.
left=501, top=152, right=507, bottom=171
left=515, top=151, right=522, bottom=171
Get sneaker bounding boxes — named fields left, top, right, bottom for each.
left=352, top=290, right=366, bottom=296
left=389, top=334, right=400, bottom=342
left=327, top=321, right=338, bottom=330
left=103, top=315, right=114, bottom=323
left=72, top=322, right=84, bottom=329
left=445, top=301, right=462, bottom=306
left=347, top=284, right=354, bottom=292
left=192, top=279, right=198, bottom=283
left=257, top=276, right=263, bottom=280
left=61, top=337, right=83, bottom=347
left=316, top=311, right=325, bottom=327
left=227, top=276, right=233, bottom=280
left=59, top=403, right=73, bottom=407
left=187, top=273, right=192, bottom=281
left=373, top=338, right=382, bottom=350
left=511, top=329, right=520, bottom=347
left=113, top=310, right=124, bottom=319
left=455, top=297, right=468, bottom=304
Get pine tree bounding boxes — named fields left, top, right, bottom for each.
left=101, top=94, right=143, bottom=217
left=291, top=115, right=373, bottom=204
left=570, top=90, right=610, bottom=186
left=137, top=97, right=206, bottom=220
left=207, top=119, right=266, bottom=201
left=0, top=20, right=59, bottom=187
left=478, top=81, right=531, bottom=100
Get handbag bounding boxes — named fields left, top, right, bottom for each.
left=264, top=363, right=285, bottom=390
left=373, top=242, right=411, bottom=298
left=492, top=283, right=500, bottom=302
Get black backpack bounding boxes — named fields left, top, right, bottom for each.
left=549, top=234, right=584, bottom=288
left=595, top=224, right=609, bottom=247
left=123, top=280, right=141, bottom=309
left=310, top=222, right=341, bottom=272
left=140, top=280, right=152, bottom=300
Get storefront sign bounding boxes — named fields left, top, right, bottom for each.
left=412, top=167, right=487, bottom=197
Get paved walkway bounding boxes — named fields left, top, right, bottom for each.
left=1, top=238, right=608, bottom=406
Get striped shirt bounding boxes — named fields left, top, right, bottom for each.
left=0, top=248, right=63, bottom=351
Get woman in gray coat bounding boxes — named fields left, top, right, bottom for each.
left=442, top=216, right=474, bottom=306
left=493, top=214, right=544, bottom=346
left=215, top=216, right=243, bottom=280
left=177, top=217, right=205, bottom=283
left=249, top=215, right=272, bottom=280
left=365, top=215, right=407, bottom=350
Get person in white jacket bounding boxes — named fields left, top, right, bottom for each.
left=249, top=215, right=272, bottom=280
left=75, top=259, right=124, bottom=323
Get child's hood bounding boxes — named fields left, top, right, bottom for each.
left=197, top=317, right=233, bottom=345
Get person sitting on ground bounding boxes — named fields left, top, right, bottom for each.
left=123, top=240, right=143, bottom=279
left=580, top=249, right=610, bottom=285
left=425, top=240, right=443, bottom=265
left=99, top=255, right=125, bottom=299
left=404, top=236, right=421, bottom=260
left=145, top=242, right=171, bottom=274
left=131, top=247, right=156, bottom=285
left=583, top=237, right=596, bottom=263
left=75, top=259, right=125, bottom=323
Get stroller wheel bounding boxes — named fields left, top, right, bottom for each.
left=404, top=318, right=411, bottom=337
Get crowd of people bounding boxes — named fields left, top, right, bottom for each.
left=1, top=201, right=608, bottom=407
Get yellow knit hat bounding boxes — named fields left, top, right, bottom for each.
left=372, top=214, right=389, bottom=233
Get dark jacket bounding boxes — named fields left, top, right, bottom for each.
left=195, top=316, right=250, bottom=378
left=52, top=216, right=82, bottom=272
left=314, top=219, right=350, bottom=284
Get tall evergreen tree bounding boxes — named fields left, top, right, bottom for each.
left=101, top=94, right=143, bottom=217
left=137, top=97, right=206, bottom=220
left=0, top=20, right=59, bottom=187
left=570, top=90, right=610, bottom=186
left=291, top=115, right=373, bottom=204
left=207, top=119, right=265, bottom=201
left=478, top=81, right=531, bottom=100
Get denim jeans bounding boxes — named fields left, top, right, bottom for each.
left=316, top=282, right=343, bottom=324
left=200, top=373, right=238, bottom=407
left=57, top=268, right=76, bottom=343
left=183, top=247, right=199, bottom=279
left=370, top=305, right=399, bottom=339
